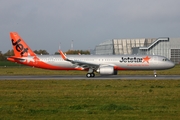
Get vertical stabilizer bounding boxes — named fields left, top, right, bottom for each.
left=10, top=32, right=36, bottom=57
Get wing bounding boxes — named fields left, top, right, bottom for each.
left=59, top=50, right=99, bottom=69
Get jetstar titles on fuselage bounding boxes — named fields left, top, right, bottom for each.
left=119, top=57, right=143, bottom=63
left=119, top=56, right=151, bottom=66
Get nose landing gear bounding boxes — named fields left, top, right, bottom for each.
left=154, top=70, right=157, bottom=78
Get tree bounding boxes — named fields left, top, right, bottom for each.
left=4, top=50, right=14, bottom=56
left=0, top=50, right=14, bottom=61
left=64, top=50, right=90, bottom=55
left=34, top=50, right=49, bottom=55
left=54, top=51, right=60, bottom=55
left=0, top=51, right=6, bottom=61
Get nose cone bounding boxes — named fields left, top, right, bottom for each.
left=168, top=61, right=175, bottom=69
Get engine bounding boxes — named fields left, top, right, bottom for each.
left=96, top=66, right=117, bottom=75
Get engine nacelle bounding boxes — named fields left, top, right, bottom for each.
left=97, top=66, right=117, bottom=75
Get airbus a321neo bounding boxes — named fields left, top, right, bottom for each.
left=7, top=32, right=175, bottom=77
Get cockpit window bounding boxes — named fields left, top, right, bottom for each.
left=162, top=58, right=169, bottom=61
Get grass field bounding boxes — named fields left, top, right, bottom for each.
left=0, top=80, right=180, bottom=120
left=0, top=61, right=179, bottom=119
left=0, top=61, right=22, bottom=66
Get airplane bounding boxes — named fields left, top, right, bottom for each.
left=7, top=32, right=175, bottom=78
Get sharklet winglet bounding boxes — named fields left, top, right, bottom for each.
left=59, top=50, right=68, bottom=61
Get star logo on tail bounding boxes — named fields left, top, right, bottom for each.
left=143, top=56, right=150, bottom=63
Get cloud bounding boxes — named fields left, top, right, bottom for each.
left=0, top=0, right=180, bottom=53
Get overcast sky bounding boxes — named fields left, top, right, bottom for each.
left=1, top=0, right=180, bottom=54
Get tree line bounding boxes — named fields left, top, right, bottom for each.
left=0, top=49, right=90, bottom=61
left=54, top=50, right=90, bottom=55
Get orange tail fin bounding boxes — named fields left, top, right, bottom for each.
left=10, top=32, right=36, bottom=57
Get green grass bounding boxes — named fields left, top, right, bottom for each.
left=0, top=80, right=180, bottom=120
left=0, top=64, right=180, bottom=76
left=0, top=61, right=23, bottom=66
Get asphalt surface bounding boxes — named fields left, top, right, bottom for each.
left=0, top=75, right=180, bottom=80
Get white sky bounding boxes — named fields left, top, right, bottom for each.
left=1, top=0, right=180, bottom=54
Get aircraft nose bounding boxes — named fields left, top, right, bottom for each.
left=169, top=61, right=175, bottom=68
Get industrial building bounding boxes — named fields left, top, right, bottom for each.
left=95, top=37, right=180, bottom=64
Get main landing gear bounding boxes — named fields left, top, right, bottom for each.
left=86, top=69, right=95, bottom=78
left=86, top=73, right=95, bottom=78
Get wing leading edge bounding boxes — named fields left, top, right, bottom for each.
left=59, top=50, right=100, bottom=70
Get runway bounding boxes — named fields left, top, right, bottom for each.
left=0, top=75, right=180, bottom=80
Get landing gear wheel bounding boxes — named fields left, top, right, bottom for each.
left=90, top=73, right=95, bottom=77
left=86, top=73, right=95, bottom=78
left=154, top=74, right=157, bottom=78
left=86, top=73, right=91, bottom=78
left=153, top=70, right=157, bottom=78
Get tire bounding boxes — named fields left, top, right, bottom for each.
left=154, top=74, right=157, bottom=78
left=86, top=73, right=91, bottom=78
left=91, top=73, right=95, bottom=77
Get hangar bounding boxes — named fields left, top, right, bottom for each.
left=94, top=38, right=180, bottom=64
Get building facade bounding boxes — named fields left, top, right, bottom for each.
left=94, top=38, right=180, bottom=64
